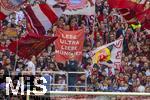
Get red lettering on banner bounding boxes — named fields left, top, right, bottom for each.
left=114, top=40, right=123, bottom=48
left=115, top=51, right=122, bottom=59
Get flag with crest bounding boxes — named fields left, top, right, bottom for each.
left=62, top=0, right=95, bottom=15
left=90, top=39, right=123, bottom=69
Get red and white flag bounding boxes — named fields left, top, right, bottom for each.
left=62, top=0, right=95, bottom=15
left=46, top=0, right=95, bottom=15
left=24, top=3, right=63, bottom=34
left=0, top=0, right=26, bottom=20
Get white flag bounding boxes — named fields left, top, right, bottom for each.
left=90, top=39, right=123, bottom=69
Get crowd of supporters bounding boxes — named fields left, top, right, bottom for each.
left=0, top=1, right=150, bottom=98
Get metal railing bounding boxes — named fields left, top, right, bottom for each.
left=5, top=71, right=150, bottom=100
left=22, top=71, right=87, bottom=91
left=49, top=91, right=150, bottom=96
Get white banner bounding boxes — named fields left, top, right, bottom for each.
left=90, top=39, right=123, bottom=69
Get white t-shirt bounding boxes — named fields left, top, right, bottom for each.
left=15, top=11, right=24, bottom=24
left=27, top=61, right=36, bottom=75
left=145, top=69, right=150, bottom=76
left=137, top=85, right=145, bottom=92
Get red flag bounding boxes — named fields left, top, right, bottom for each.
left=8, top=32, right=57, bottom=59
left=134, top=0, right=148, bottom=14
left=135, top=0, right=150, bottom=29
left=142, top=19, right=150, bottom=29
left=55, top=28, right=85, bottom=63
left=136, top=8, right=150, bottom=29
left=108, top=0, right=136, bottom=9
left=119, top=8, right=137, bottom=24
left=0, top=12, right=7, bottom=20
left=137, top=9, right=150, bottom=22
left=108, top=0, right=148, bottom=25
left=108, top=0, right=137, bottom=24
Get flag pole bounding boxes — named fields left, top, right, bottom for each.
left=26, top=95, right=29, bottom=100
left=13, top=31, right=19, bottom=72
left=91, top=0, right=96, bottom=44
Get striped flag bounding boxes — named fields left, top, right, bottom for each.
left=24, top=3, right=63, bottom=34
left=109, top=0, right=149, bottom=25
left=0, top=0, right=26, bottom=20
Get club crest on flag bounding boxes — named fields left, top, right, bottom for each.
left=93, top=46, right=113, bottom=64
left=0, top=0, right=25, bottom=11
left=63, top=0, right=95, bottom=15
left=90, top=39, right=123, bottom=69
left=64, top=0, right=87, bottom=10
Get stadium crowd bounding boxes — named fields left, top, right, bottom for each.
left=0, top=1, right=150, bottom=98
